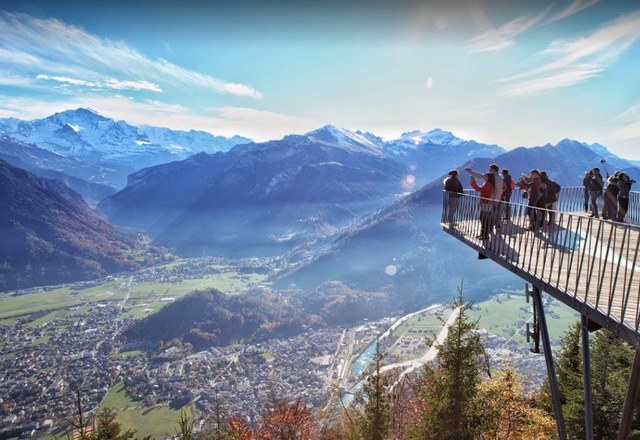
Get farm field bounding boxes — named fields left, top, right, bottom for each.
left=0, top=258, right=269, bottom=323
left=102, top=382, right=191, bottom=439
left=469, top=292, right=578, bottom=345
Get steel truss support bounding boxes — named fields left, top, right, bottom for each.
left=582, top=315, right=594, bottom=440
left=530, top=285, right=567, bottom=440
left=526, top=287, right=540, bottom=354
left=618, top=348, right=640, bottom=440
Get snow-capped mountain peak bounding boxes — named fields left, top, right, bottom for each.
left=399, top=128, right=462, bottom=146
left=305, top=125, right=383, bottom=155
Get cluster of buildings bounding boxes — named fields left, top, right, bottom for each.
left=0, top=295, right=355, bottom=437
left=0, top=267, right=550, bottom=439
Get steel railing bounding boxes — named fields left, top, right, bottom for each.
left=441, top=189, right=640, bottom=346
left=507, top=186, right=640, bottom=226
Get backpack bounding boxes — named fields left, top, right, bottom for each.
left=503, top=175, right=515, bottom=197
left=546, top=180, right=561, bottom=202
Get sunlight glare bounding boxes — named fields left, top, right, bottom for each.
left=401, top=174, right=416, bottom=191
left=385, top=265, right=397, bottom=276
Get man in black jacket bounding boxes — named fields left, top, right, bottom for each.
left=587, top=167, right=604, bottom=218
left=443, top=169, right=463, bottom=225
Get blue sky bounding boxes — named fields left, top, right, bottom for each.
left=0, top=0, right=639, bottom=158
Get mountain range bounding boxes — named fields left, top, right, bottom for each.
left=0, top=108, right=252, bottom=190
left=99, top=125, right=411, bottom=256
left=2, top=107, right=639, bottom=294
left=0, top=160, right=167, bottom=291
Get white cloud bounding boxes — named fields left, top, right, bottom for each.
left=607, top=104, right=640, bottom=142
left=104, top=79, right=162, bottom=92
left=0, top=95, right=315, bottom=141
left=468, top=0, right=602, bottom=53
left=36, top=74, right=98, bottom=87
left=548, top=0, right=602, bottom=23
left=500, top=11, right=640, bottom=96
left=0, top=11, right=262, bottom=99
left=468, top=7, right=551, bottom=52
left=0, top=70, right=35, bottom=87
left=501, top=65, right=602, bottom=96
left=34, top=74, right=162, bottom=92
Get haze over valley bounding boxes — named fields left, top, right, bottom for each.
left=2, top=0, right=640, bottom=437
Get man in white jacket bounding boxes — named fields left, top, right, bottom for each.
left=465, top=164, right=503, bottom=232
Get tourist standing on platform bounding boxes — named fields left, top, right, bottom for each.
left=466, top=164, right=503, bottom=231
left=540, top=171, right=561, bottom=225
left=501, top=169, right=515, bottom=221
left=443, top=169, right=464, bottom=225
left=587, top=167, right=604, bottom=218
left=603, top=173, right=620, bottom=220
left=583, top=171, right=591, bottom=211
left=617, top=173, right=633, bottom=222
left=516, top=169, right=542, bottom=231
left=468, top=172, right=495, bottom=240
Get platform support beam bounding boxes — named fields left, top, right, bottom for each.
left=618, top=348, right=640, bottom=439
left=582, top=315, right=594, bottom=440
left=532, top=285, right=567, bottom=440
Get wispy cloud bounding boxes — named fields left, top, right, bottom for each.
left=500, top=11, right=640, bottom=96
left=469, top=0, right=602, bottom=52
left=608, top=104, right=640, bottom=142
left=36, top=74, right=99, bottom=88
left=548, top=0, right=602, bottom=23
left=469, top=7, right=551, bottom=52
left=35, top=74, right=162, bottom=92
left=0, top=11, right=262, bottom=99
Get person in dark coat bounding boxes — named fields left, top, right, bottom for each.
left=617, top=173, right=633, bottom=222
left=517, top=169, right=542, bottom=230
left=501, top=169, right=515, bottom=221
left=443, top=169, right=464, bottom=224
left=582, top=171, right=591, bottom=212
left=540, top=171, right=561, bottom=225
left=587, top=168, right=604, bottom=218
left=602, top=174, right=620, bottom=220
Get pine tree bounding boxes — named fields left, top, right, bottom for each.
left=541, top=322, right=640, bottom=439
left=541, top=320, right=585, bottom=439
left=356, top=346, right=392, bottom=440
left=591, top=329, right=639, bottom=439
left=413, top=292, right=485, bottom=440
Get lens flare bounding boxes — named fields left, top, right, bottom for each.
left=385, top=265, right=397, bottom=276
left=426, top=77, right=434, bottom=89
left=402, top=174, right=416, bottom=191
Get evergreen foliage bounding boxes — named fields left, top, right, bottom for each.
left=349, top=346, right=393, bottom=440
left=413, top=292, right=486, bottom=440
left=544, top=320, right=640, bottom=439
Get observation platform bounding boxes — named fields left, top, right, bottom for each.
left=441, top=186, right=640, bottom=349
left=441, top=186, right=640, bottom=439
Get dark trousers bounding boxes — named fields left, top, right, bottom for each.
left=603, top=192, right=618, bottom=220
left=446, top=196, right=460, bottom=223
left=480, top=209, right=492, bottom=238
left=503, top=195, right=512, bottom=220
left=589, top=191, right=600, bottom=217
left=583, top=188, right=589, bottom=211
left=617, top=197, right=629, bottom=222
left=527, top=201, right=541, bottom=228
